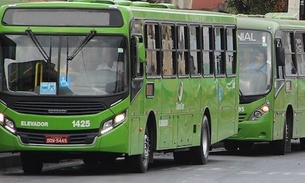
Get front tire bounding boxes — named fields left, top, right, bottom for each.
left=127, top=128, right=151, bottom=173
left=223, top=140, right=239, bottom=151
left=83, top=156, right=100, bottom=167
left=270, top=119, right=291, bottom=155
left=21, top=152, right=43, bottom=175
left=238, top=141, right=254, bottom=152
left=191, top=115, right=210, bottom=165
left=300, top=138, right=305, bottom=150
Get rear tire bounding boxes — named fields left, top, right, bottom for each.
left=127, top=128, right=150, bottom=173
left=191, top=115, right=210, bottom=165
left=21, top=152, right=43, bottom=175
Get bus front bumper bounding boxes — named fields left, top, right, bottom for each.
left=0, top=124, right=129, bottom=154
left=228, top=120, right=273, bottom=141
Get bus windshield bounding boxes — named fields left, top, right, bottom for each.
left=238, top=30, right=272, bottom=96
left=0, top=34, right=127, bottom=96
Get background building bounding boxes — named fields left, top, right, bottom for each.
left=192, top=0, right=225, bottom=11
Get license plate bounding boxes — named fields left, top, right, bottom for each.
left=45, top=135, right=69, bottom=144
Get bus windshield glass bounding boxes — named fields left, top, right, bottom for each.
left=238, top=30, right=272, bottom=96
left=0, top=34, right=127, bottom=96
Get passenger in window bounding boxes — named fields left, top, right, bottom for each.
left=96, top=50, right=118, bottom=71
left=246, top=48, right=267, bottom=73
left=190, top=56, right=196, bottom=74
left=290, top=62, right=297, bottom=74
left=74, top=49, right=118, bottom=90
left=240, top=48, right=253, bottom=70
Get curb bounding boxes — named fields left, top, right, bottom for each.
left=0, top=153, right=21, bottom=170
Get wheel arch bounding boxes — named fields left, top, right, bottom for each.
left=146, top=111, right=157, bottom=151
left=286, top=104, right=294, bottom=138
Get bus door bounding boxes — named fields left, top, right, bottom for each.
left=129, top=34, right=145, bottom=155
left=274, top=31, right=298, bottom=139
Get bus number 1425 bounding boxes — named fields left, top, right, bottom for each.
left=72, top=120, right=91, bottom=128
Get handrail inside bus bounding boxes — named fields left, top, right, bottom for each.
left=35, top=62, right=43, bottom=88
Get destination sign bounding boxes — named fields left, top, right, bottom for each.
left=238, top=32, right=257, bottom=42
left=3, top=8, right=123, bottom=27
left=238, top=30, right=270, bottom=45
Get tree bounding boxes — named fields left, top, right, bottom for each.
left=225, top=0, right=287, bottom=14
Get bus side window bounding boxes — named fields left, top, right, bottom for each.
left=282, top=31, right=297, bottom=76
left=214, top=27, right=225, bottom=75
left=161, top=24, right=175, bottom=76
left=202, top=26, right=213, bottom=76
left=189, top=25, right=200, bottom=76
left=145, top=23, right=160, bottom=76
left=177, top=24, right=188, bottom=76
left=295, top=32, right=305, bottom=76
left=226, top=27, right=236, bottom=75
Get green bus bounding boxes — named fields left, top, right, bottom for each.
left=225, top=13, right=305, bottom=155
left=0, top=0, right=239, bottom=174
left=0, top=0, right=24, bottom=5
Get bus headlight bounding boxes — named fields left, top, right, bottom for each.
left=253, top=111, right=262, bottom=118
left=99, top=111, right=127, bottom=135
left=0, top=114, right=16, bottom=134
left=249, top=101, right=270, bottom=121
left=100, top=119, right=113, bottom=135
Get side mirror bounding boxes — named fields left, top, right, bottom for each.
left=137, top=43, right=145, bottom=63
left=276, top=47, right=285, bottom=66
left=134, top=36, right=145, bottom=63
left=131, top=35, right=145, bottom=63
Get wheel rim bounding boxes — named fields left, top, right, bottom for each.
left=285, top=122, right=289, bottom=141
left=142, top=133, right=150, bottom=167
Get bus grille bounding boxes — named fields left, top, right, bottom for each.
left=11, top=101, right=106, bottom=115
left=239, top=113, right=247, bottom=122
left=17, top=130, right=99, bottom=145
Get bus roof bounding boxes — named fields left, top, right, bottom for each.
left=0, top=1, right=237, bottom=25
left=236, top=16, right=280, bottom=32
left=237, top=12, right=305, bottom=32
left=236, top=12, right=305, bottom=30
left=266, top=18, right=305, bottom=30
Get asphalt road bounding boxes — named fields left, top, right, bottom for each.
left=1, top=141, right=305, bottom=183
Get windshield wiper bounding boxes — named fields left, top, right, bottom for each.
left=64, top=30, right=96, bottom=79
left=239, top=89, right=245, bottom=100
left=67, top=30, right=96, bottom=61
left=26, top=29, right=50, bottom=62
